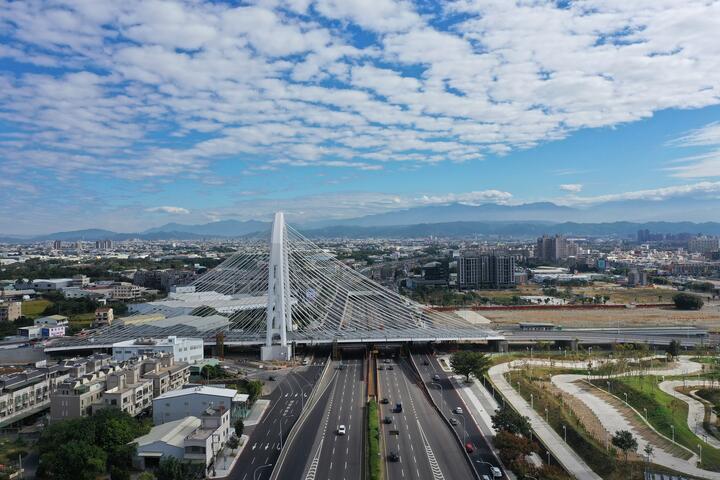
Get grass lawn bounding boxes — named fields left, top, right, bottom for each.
left=69, top=312, right=95, bottom=328
left=21, top=299, right=53, bottom=318
left=506, top=370, right=648, bottom=479
left=609, top=376, right=720, bottom=471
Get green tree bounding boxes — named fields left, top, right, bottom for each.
left=234, top=418, right=245, bottom=437
left=673, top=292, right=704, bottom=310
left=667, top=339, right=681, bottom=359
left=246, top=380, right=264, bottom=403
left=491, top=405, right=531, bottom=437
left=450, top=351, right=491, bottom=383
left=227, top=435, right=240, bottom=452
left=611, top=430, right=638, bottom=462
left=156, top=457, right=184, bottom=480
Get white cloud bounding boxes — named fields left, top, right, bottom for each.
left=145, top=206, right=190, bottom=214
left=559, top=184, right=583, bottom=193
left=1, top=0, right=720, bottom=228
left=666, top=122, right=720, bottom=178
left=562, top=181, right=720, bottom=205
left=417, top=190, right=513, bottom=206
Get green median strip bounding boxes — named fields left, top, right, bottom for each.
left=368, top=399, right=382, bottom=480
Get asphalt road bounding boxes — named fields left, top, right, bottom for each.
left=228, top=364, right=322, bottom=480
left=274, top=356, right=366, bottom=480
left=412, top=352, right=506, bottom=479
left=377, top=357, right=475, bottom=480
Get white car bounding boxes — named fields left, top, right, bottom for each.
left=337, top=425, right=346, bottom=435
left=491, top=466, right=502, bottom=478
left=453, top=407, right=463, bottom=414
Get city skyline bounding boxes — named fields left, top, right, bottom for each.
left=2, top=1, right=720, bottom=234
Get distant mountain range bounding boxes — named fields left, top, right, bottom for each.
left=5, top=201, right=720, bottom=241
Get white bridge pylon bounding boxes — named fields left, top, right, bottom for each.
left=139, top=211, right=501, bottom=357
left=262, top=212, right=293, bottom=361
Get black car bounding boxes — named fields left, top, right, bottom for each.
left=383, top=416, right=392, bottom=424
left=387, top=365, right=394, bottom=370
left=423, top=359, right=430, bottom=365
left=268, top=375, right=275, bottom=381
left=388, top=452, right=400, bottom=462
left=380, top=398, right=389, bottom=404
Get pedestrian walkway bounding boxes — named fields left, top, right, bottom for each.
left=245, top=399, right=270, bottom=426
left=659, top=380, right=720, bottom=449
left=488, top=361, right=602, bottom=479
left=209, top=434, right=249, bottom=478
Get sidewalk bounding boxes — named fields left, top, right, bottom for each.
left=209, top=434, right=249, bottom=479
left=488, top=362, right=603, bottom=479
left=245, top=399, right=270, bottom=426
left=659, top=380, right=720, bottom=449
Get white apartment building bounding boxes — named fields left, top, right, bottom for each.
left=112, top=336, right=204, bottom=365
left=0, top=365, right=70, bottom=428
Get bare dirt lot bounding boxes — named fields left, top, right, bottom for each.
left=483, top=306, right=720, bottom=330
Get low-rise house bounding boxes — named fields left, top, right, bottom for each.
left=132, top=407, right=231, bottom=473
left=0, top=301, right=22, bottom=322
left=152, top=386, right=246, bottom=425
left=94, top=307, right=114, bottom=327
left=0, top=364, right=70, bottom=427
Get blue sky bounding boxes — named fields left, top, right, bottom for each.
left=1, top=0, right=720, bottom=234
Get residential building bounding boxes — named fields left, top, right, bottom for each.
left=71, top=275, right=90, bottom=287
left=457, top=252, right=516, bottom=289
left=688, top=236, right=720, bottom=254
left=112, top=336, right=204, bottom=365
left=535, top=235, right=578, bottom=262
left=52, top=240, right=62, bottom=250
left=34, top=315, right=68, bottom=327
left=95, top=239, right=113, bottom=250
left=0, top=364, right=70, bottom=427
left=112, top=282, right=144, bottom=300
left=18, top=326, right=42, bottom=339
left=0, top=301, right=21, bottom=322
left=152, top=386, right=247, bottom=425
left=133, top=407, right=231, bottom=472
left=94, top=307, right=114, bottom=327
left=50, top=353, right=188, bottom=421
left=627, top=269, right=649, bottom=287
left=140, top=354, right=191, bottom=397
left=99, top=366, right=153, bottom=417
left=31, top=279, right=73, bottom=292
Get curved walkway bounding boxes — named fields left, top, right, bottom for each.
left=490, top=356, right=720, bottom=480
left=659, top=380, right=720, bottom=449
left=548, top=357, right=720, bottom=480
left=488, top=361, right=602, bottom=479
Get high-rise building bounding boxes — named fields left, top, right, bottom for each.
left=457, top=252, right=515, bottom=289
left=688, top=236, right=719, bottom=254
left=95, top=239, right=113, bottom=250
left=52, top=240, right=62, bottom=250
left=535, top=235, right=577, bottom=262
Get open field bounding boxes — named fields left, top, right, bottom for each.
left=20, top=299, right=52, bottom=318
left=482, top=306, right=720, bottom=330
left=472, top=283, right=681, bottom=304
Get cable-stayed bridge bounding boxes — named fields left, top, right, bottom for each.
left=46, top=213, right=502, bottom=358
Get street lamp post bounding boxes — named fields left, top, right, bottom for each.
left=624, top=392, right=628, bottom=404
left=455, top=412, right=467, bottom=445
left=606, top=380, right=611, bottom=393
left=562, top=424, right=567, bottom=443
left=671, top=425, right=675, bottom=443
left=253, top=463, right=273, bottom=480
left=643, top=407, right=647, bottom=420
left=545, top=407, right=549, bottom=423
left=432, top=381, right=445, bottom=412
left=530, top=393, right=534, bottom=409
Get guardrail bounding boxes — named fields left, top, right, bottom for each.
left=269, top=357, right=334, bottom=480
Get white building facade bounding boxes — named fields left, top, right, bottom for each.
left=112, top=336, right=204, bottom=365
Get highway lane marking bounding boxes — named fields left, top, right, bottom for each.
left=398, top=360, right=446, bottom=480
